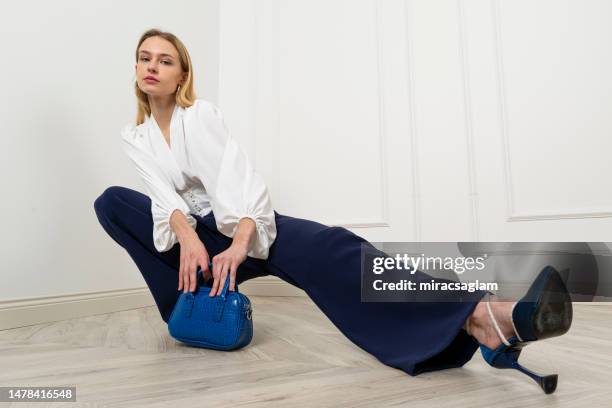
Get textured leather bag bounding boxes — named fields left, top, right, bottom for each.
left=167, top=262, right=253, bottom=350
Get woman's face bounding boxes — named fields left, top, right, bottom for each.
left=135, top=36, right=185, bottom=97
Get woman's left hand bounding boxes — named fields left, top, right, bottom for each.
left=209, top=243, right=248, bottom=296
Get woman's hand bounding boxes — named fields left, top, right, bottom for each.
left=169, top=209, right=210, bottom=294
left=177, top=232, right=210, bottom=294
left=209, top=243, right=248, bottom=296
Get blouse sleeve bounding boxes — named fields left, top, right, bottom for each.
left=190, top=100, right=277, bottom=260
left=121, top=125, right=197, bottom=253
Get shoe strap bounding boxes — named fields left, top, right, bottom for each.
left=485, top=293, right=511, bottom=347
left=510, top=301, right=524, bottom=342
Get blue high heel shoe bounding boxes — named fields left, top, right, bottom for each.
left=473, top=265, right=573, bottom=394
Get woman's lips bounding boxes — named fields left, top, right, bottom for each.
left=144, top=78, right=159, bottom=83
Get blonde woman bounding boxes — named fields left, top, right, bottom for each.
left=94, top=28, right=573, bottom=393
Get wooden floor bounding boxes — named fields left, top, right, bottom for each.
left=0, top=299, right=610, bottom=407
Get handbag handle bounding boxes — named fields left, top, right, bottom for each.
left=182, top=261, right=240, bottom=319
left=196, top=260, right=240, bottom=296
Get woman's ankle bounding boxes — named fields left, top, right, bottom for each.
left=466, top=296, right=516, bottom=349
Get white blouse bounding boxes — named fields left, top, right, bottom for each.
left=120, top=99, right=277, bottom=260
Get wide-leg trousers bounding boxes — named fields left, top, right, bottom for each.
left=93, top=185, right=489, bottom=376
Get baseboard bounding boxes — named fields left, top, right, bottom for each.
left=0, top=287, right=157, bottom=331
left=0, top=276, right=305, bottom=331
left=240, top=276, right=307, bottom=297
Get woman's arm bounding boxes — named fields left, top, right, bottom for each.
left=121, top=125, right=208, bottom=293
left=121, top=125, right=198, bottom=252
left=187, top=100, right=277, bottom=296
left=190, top=100, right=278, bottom=260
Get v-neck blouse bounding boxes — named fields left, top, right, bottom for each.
left=120, top=99, right=277, bottom=260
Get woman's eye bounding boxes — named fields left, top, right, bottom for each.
left=138, top=56, right=171, bottom=65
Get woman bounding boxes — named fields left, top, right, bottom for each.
left=94, top=28, right=572, bottom=393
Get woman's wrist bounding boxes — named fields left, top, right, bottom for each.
left=232, top=217, right=256, bottom=253
left=170, top=209, right=197, bottom=243
left=231, top=236, right=251, bottom=253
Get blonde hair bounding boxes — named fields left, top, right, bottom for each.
left=133, top=28, right=197, bottom=125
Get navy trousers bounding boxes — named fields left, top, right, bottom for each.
left=93, top=185, right=488, bottom=376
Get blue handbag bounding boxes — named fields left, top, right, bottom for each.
left=167, top=261, right=253, bottom=350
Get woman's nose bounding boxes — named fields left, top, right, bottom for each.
left=147, top=62, right=158, bottom=72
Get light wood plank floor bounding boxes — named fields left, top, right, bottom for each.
left=0, top=299, right=610, bottom=407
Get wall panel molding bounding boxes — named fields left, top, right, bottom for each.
left=491, top=0, right=612, bottom=222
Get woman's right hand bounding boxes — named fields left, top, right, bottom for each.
left=177, top=232, right=210, bottom=293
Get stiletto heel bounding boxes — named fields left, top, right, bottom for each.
left=478, top=265, right=573, bottom=394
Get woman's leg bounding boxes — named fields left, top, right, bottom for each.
left=93, top=186, right=270, bottom=323
left=265, top=212, right=490, bottom=376
left=94, top=187, right=488, bottom=375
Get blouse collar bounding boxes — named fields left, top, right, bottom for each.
left=143, top=103, right=188, bottom=189
left=144, top=103, right=184, bottom=147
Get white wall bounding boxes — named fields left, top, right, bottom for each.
left=0, top=0, right=220, bottom=303
left=217, top=0, right=612, bottom=289
left=219, top=0, right=612, bottom=239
